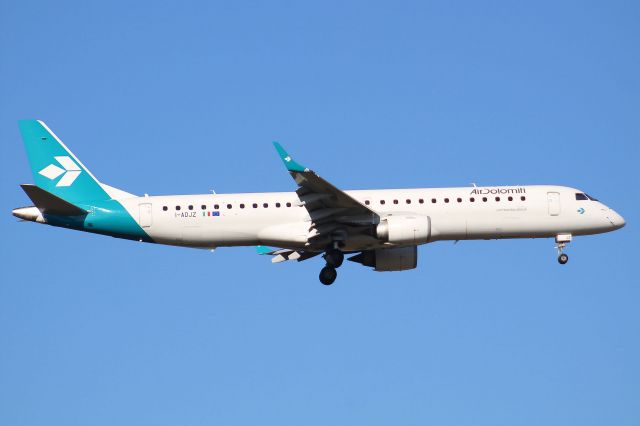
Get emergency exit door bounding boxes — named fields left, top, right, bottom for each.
left=547, top=192, right=561, bottom=216
left=139, top=203, right=153, bottom=227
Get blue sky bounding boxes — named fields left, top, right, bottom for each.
left=1, top=1, right=638, bottom=425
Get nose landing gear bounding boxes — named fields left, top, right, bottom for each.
left=319, top=247, right=344, bottom=285
left=555, top=233, right=572, bottom=265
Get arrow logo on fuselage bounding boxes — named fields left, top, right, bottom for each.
left=38, top=156, right=82, bottom=187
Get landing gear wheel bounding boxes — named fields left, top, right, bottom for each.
left=555, top=234, right=572, bottom=266
left=324, top=250, right=344, bottom=268
left=319, top=266, right=337, bottom=285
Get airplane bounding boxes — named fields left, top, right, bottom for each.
left=13, top=120, right=626, bottom=285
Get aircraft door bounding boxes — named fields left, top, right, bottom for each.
left=547, top=192, right=561, bottom=216
left=139, top=203, right=153, bottom=227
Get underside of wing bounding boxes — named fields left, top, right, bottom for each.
left=256, top=245, right=321, bottom=263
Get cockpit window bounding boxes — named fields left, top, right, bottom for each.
left=576, top=193, right=599, bottom=201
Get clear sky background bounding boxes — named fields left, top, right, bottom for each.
left=1, top=1, right=638, bottom=425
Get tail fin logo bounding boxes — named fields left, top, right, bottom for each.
left=38, top=156, right=82, bottom=187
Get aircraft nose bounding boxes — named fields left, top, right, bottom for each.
left=608, top=209, right=626, bottom=229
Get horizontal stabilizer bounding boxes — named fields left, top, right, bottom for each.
left=20, top=184, right=88, bottom=216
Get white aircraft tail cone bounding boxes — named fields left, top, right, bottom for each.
left=12, top=206, right=44, bottom=223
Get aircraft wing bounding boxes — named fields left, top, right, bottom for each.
left=273, top=142, right=379, bottom=248
left=256, top=245, right=322, bottom=263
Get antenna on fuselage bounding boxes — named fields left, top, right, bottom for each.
left=210, top=189, right=216, bottom=194
left=471, top=182, right=478, bottom=187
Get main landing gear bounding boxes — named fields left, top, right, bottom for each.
left=555, top=233, right=571, bottom=265
left=319, top=266, right=338, bottom=285
left=319, top=248, right=344, bottom=285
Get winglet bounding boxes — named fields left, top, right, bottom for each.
left=256, top=245, right=273, bottom=255
left=272, top=142, right=307, bottom=172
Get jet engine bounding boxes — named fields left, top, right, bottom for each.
left=349, top=246, right=418, bottom=271
left=376, top=215, right=431, bottom=245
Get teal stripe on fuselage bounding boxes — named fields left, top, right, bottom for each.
left=45, top=199, right=154, bottom=242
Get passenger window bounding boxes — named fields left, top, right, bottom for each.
left=457, top=197, right=462, bottom=203
left=380, top=200, right=386, bottom=205
left=365, top=200, right=370, bottom=205
left=201, top=205, right=206, bottom=210
left=444, top=198, right=449, bottom=203
left=521, top=196, right=526, bottom=201
left=163, top=206, right=168, bottom=211
left=508, top=196, right=513, bottom=201
left=431, top=198, right=436, bottom=203
left=419, top=199, right=424, bottom=204
left=227, top=204, right=232, bottom=209
left=575, top=193, right=589, bottom=201
left=286, top=202, right=292, bottom=207
left=470, top=197, right=475, bottom=202
left=176, top=206, right=181, bottom=211
left=263, top=203, right=269, bottom=208
left=276, top=203, right=281, bottom=208
left=393, top=200, right=398, bottom=205
left=214, top=204, right=219, bottom=210
left=188, top=205, right=194, bottom=210
left=482, top=197, right=487, bottom=202
left=253, top=203, right=258, bottom=208
left=406, top=199, right=411, bottom=204
left=495, top=197, right=500, bottom=202
left=240, top=204, right=245, bottom=209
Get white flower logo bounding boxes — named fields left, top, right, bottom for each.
left=38, top=156, right=82, bottom=187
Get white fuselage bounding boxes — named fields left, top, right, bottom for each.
left=13, top=120, right=627, bottom=283
left=119, top=185, right=625, bottom=251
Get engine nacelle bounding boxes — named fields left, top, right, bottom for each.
left=349, top=246, right=418, bottom=271
left=376, top=215, right=431, bottom=245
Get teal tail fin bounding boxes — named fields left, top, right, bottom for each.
left=18, top=120, right=113, bottom=204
